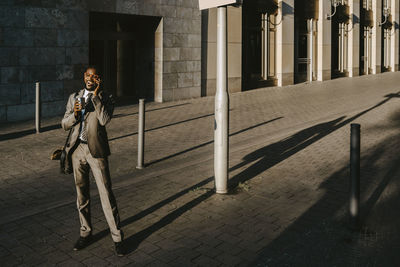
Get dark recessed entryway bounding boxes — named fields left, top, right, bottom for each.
left=89, top=12, right=161, bottom=105
left=242, top=0, right=278, bottom=90
left=294, top=0, right=318, bottom=84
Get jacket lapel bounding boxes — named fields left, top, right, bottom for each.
left=76, top=88, right=85, bottom=99
left=84, top=109, right=91, bottom=121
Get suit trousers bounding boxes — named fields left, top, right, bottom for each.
left=71, top=142, right=123, bottom=242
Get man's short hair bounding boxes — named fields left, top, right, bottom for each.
left=86, top=65, right=101, bottom=75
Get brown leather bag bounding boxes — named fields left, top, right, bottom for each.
left=51, top=128, right=73, bottom=174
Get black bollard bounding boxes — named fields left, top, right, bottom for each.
left=350, top=123, right=360, bottom=229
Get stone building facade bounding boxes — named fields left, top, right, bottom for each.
left=202, top=0, right=399, bottom=93
left=0, top=0, right=201, bottom=122
left=1, top=0, right=399, bottom=122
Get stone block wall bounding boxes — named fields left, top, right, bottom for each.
left=0, top=0, right=88, bottom=122
left=201, top=6, right=242, bottom=96
left=0, top=0, right=202, bottom=122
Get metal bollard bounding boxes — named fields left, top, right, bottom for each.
left=35, top=82, right=41, bottom=134
left=136, top=99, right=145, bottom=169
left=350, top=123, right=360, bottom=228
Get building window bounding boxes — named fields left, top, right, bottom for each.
left=261, top=13, right=276, bottom=80
left=382, top=0, right=392, bottom=71
left=363, top=26, right=373, bottom=74
left=360, top=0, right=373, bottom=75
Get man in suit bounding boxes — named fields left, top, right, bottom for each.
left=61, top=66, right=124, bottom=256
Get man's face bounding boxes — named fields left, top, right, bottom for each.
left=84, top=68, right=99, bottom=90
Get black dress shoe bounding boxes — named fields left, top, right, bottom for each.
left=114, top=241, right=125, bottom=256
left=73, top=235, right=92, bottom=251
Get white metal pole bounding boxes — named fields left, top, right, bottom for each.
left=215, top=6, right=229, bottom=194
left=137, top=99, right=145, bottom=169
left=35, top=82, right=41, bottom=134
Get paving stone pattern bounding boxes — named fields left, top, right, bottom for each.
left=1, top=72, right=400, bottom=265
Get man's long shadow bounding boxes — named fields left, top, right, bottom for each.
left=92, top=92, right=400, bottom=254
left=253, top=125, right=400, bottom=265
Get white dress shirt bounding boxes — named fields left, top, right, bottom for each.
left=79, top=89, right=91, bottom=141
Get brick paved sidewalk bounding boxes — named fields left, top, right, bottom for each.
left=1, top=72, right=400, bottom=266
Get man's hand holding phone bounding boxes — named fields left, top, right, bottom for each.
left=93, top=76, right=101, bottom=96
left=74, top=99, right=83, bottom=119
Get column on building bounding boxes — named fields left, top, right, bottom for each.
left=154, top=19, right=163, bottom=102
left=348, top=0, right=360, bottom=77
left=371, top=0, right=382, bottom=74
left=227, top=6, right=242, bottom=93
left=386, top=0, right=399, bottom=72
left=276, top=0, right=295, bottom=86
left=392, top=0, right=399, bottom=71
left=317, top=0, right=331, bottom=81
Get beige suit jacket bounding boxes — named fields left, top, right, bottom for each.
left=61, top=88, right=114, bottom=159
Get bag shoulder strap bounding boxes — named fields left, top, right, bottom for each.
left=63, top=91, right=80, bottom=149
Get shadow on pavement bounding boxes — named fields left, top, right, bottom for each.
left=0, top=124, right=61, bottom=142
left=91, top=117, right=284, bottom=246
left=92, top=92, right=399, bottom=255
left=147, top=116, right=284, bottom=166
left=0, top=102, right=192, bottom=142
left=109, top=112, right=216, bottom=142
left=253, top=131, right=400, bottom=266
left=113, top=103, right=190, bottom=118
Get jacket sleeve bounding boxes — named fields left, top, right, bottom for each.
left=91, top=92, right=114, bottom=126
left=61, top=94, right=78, bottom=131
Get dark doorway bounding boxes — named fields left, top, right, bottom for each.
left=294, top=0, right=318, bottom=84
left=359, top=8, right=365, bottom=75
left=89, top=12, right=161, bottom=105
left=331, top=14, right=340, bottom=77
left=294, top=18, right=309, bottom=83
left=242, top=0, right=278, bottom=90
left=359, top=0, right=373, bottom=75
left=331, top=2, right=350, bottom=79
